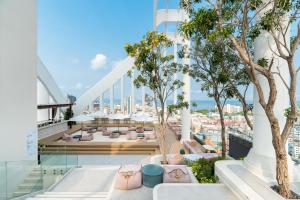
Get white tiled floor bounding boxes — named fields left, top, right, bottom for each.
left=78, top=155, right=151, bottom=166
left=51, top=167, right=118, bottom=192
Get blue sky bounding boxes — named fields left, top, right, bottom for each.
left=38, top=0, right=300, bottom=102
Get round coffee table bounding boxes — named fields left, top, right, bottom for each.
left=142, top=164, right=164, bottom=188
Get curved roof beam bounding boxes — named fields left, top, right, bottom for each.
left=155, top=9, right=188, bottom=28
left=74, top=56, right=134, bottom=115
left=37, top=57, right=66, bottom=104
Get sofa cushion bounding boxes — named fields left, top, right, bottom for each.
left=115, top=165, right=142, bottom=190
left=163, top=165, right=191, bottom=183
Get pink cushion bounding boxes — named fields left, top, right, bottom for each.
left=114, top=165, right=142, bottom=190
left=109, top=132, right=120, bottom=138
left=120, top=130, right=128, bottom=135
left=128, top=127, right=136, bottom=131
left=163, top=165, right=191, bottom=183
left=144, top=132, right=156, bottom=139
left=97, top=127, right=107, bottom=131
left=80, top=134, right=94, bottom=141
left=136, top=128, right=144, bottom=133
left=62, top=133, right=72, bottom=141
left=102, top=130, right=112, bottom=136
left=87, top=129, right=96, bottom=133
left=126, top=132, right=137, bottom=140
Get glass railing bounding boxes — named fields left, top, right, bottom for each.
left=0, top=162, right=6, bottom=200
left=0, top=146, right=78, bottom=199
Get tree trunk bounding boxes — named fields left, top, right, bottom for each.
left=235, top=91, right=253, bottom=130
left=215, top=98, right=226, bottom=158
left=242, top=106, right=253, bottom=131
left=276, top=151, right=290, bottom=198
left=271, top=122, right=291, bottom=198
left=159, top=122, right=168, bottom=164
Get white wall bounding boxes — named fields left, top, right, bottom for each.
left=0, top=0, right=37, bottom=161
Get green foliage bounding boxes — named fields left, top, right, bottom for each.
left=180, top=0, right=299, bottom=195
left=187, top=157, right=223, bottom=183
left=194, top=109, right=210, bottom=115
left=64, top=108, right=73, bottom=120
left=249, top=25, right=261, bottom=40
left=248, top=0, right=263, bottom=11
left=125, top=31, right=188, bottom=122
left=168, top=95, right=189, bottom=114
left=284, top=107, right=300, bottom=120
left=257, top=58, right=269, bottom=68
left=38, top=144, right=46, bottom=150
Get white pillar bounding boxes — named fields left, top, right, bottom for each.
left=142, top=86, right=146, bottom=112
left=110, top=85, right=114, bottom=114
left=131, top=70, right=136, bottom=113
left=181, top=42, right=191, bottom=142
left=173, top=43, right=178, bottom=104
left=244, top=5, right=299, bottom=181
left=37, top=80, right=49, bottom=122
left=0, top=0, right=37, bottom=161
left=99, top=94, right=104, bottom=112
left=120, top=76, right=124, bottom=113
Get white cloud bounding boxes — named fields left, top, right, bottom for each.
left=90, top=53, right=107, bottom=70
left=75, top=82, right=83, bottom=90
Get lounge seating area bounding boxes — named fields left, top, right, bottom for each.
left=60, top=125, right=156, bottom=143
left=114, top=163, right=196, bottom=191
left=39, top=155, right=232, bottom=200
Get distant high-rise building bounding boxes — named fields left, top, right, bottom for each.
left=291, top=121, right=300, bottom=159
left=218, top=104, right=243, bottom=114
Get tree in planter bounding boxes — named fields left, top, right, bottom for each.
left=180, top=0, right=300, bottom=197
left=186, top=40, right=240, bottom=158
left=125, top=31, right=188, bottom=163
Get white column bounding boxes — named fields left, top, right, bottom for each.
left=110, top=85, right=114, bottom=114
left=37, top=80, right=49, bottom=122
left=120, top=76, right=124, bottom=113
left=173, top=43, right=178, bottom=104
left=181, top=42, right=191, bottom=141
left=99, top=94, right=104, bottom=112
left=142, top=86, right=146, bottom=112
left=131, top=70, right=136, bottom=113
left=0, top=0, right=37, bottom=161
left=244, top=5, right=299, bottom=181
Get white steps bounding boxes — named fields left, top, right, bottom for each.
left=13, top=168, right=43, bottom=198
left=26, top=192, right=109, bottom=199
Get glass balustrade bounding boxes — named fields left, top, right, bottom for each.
left=0, top=162, right=6, bottom=200
left=0, top=145, right=78, bottom=199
